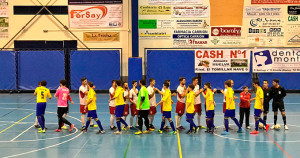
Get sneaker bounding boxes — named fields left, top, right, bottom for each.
left=228, top=126, right=233, bottom=130
left=61, top=125, right=68, bottom=130
left=237, top=128, right=243, bottom=133
left=90, top=124, right=98, bottom=128
left=143, top=130, right=150, bottom=134
left=198, top=125, right=206, bottom=129
left=149, top=128, right=155, bottom=131
left=169, top=131, right=177, bottom=135
left=165, top=126, right=171, bottom=129
left=82, top=129, right=87, bottom=133
left=69, top=124, right=74, bottom=132
left=158, top=130, right=163, bottom=134
left=55, top=129, right=62, bottom=132
left=186, top=130, right=193, bottom=134
left=246, top=126, right=251, bottom=130
left=135, top=130, right=143, bottom=135
left=250, top=130, right=259, bottom=134
left=266, top=124, right=270, bottom=132
left=284, top=125, right=288, bottom=130
left=271, top=125, right=275, bottom=130
left=114, top=131, right=122, bottom=134
left=179, top=126, right=185, bottom=130
left=110, top=126, right=117, bottom=130
left=130, top=126, right=136, bottom=130
left=135, top=126, right=140, bottom=129
left=38, top=129, right=46, bottom=133
left=150, top=124, right=156, bottom=129
left=34, top=125, right=41, bottom=128
left=96, top=130, right=105, bottom=134
left=194, top=126, right=200, bottom=133
left=81, top=126, right=86, bottom=131
left=221, top=131, right=229, bottom=135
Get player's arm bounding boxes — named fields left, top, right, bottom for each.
left=240, top=93, right=248, bottom=102
left=138, top=89, right=146, bottom=110
left=155, top=88, right=163, bottom=95
left=195, top=88, right=204, bottom=97
left=156, top=92, right=169, bottom=107
left=201, top=91, right=207, bottom=98
left=48, top=91, right=52, bottom=100
left=149, top=88, right=156, bottom=99
left=86, top=93, right=93, bottom=105
left=34, top=89, right=37, bottom=96
left=282, top=88, right=287, bottom=98
left=109, top=90, right=119, bottom=101
left=68, top=95, right=74, bottom=104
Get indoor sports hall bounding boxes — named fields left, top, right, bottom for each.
left=0, top=0, right=299, bottom=158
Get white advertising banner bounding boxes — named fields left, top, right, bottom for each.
left=149, top=0, right=203, bottom=5
left=172, top=6, right=209, bottom=18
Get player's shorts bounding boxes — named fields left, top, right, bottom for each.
left=254, top=109, right=262, bottom=117
left=109, top=106, right=116, bottom=115
left=161, top=103, right=163, bottom=114
left=224, top=109, right=235, bottom=118
left=36, top=102, right=47, bottom=116
left=206, top=110, right=215, bottom=119
left=80, top=104, right=88, bottom=114
left=149, top=106, right=157, bottom=115
left=263, top=102, right=269, bottom=114
left=130, top=104, right=138, bottom=116
left=176, top=102, right=186, bottom=115
left=123, top=104, right=130, bottom=116
left=223, top=102, right=226, bottom=113
left=186, top=113, right=194, bottom=119
left=272, top=103, right=285, bottom=112
left=87, top=110, right=98, bottom=118
left=194, top=103, right=202, bottom=113
left=163, top=111, right=171, bottom=118
left=57, top=107, right=68, bottom=116
left=115, top=105, right=125, bottom=118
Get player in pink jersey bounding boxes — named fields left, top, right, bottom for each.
left=54, top=80, right=74, bottom=132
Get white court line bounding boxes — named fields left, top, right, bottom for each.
left=73, top=139, right=89, bottom=158
left=10, top=125, right=34, bottom=141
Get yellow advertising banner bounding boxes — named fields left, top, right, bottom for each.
left=139, top=5, right=172, bottom=15
left=83, top=32, right=120, bottom=42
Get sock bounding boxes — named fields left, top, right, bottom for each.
left=206, top=119, right=209, bottom=128
left=283, top=116, right=286, bottom=125
left=263, top=116, right=267, bottom=122
left=176, top=116, right=179, bottom=127
left=225, top=119, right=229, bottom=132
left=259, top=118, right=267, bottom=126
left=136, top=117, right=139, bottom=126
left=197, top=115, right=201, bottom=126
left=232, top=118, right=242, bottom=129
left=96, top=120, right=104, bottom=131
left=41, top=116, right=45, bottom=128
left=120, top=118, right=128, bottom=127
left=255, top=120, right=259, bottom=131
left=130, top=116, right=134, bottom=126
left=110, top=115, right=115, bottom=128
left=209, top=120, right=215, bottom=130
left=37, top=117, right=44, bottom=130
left=274, top=115, right=277, bottom=125
left=177, top=116, right=182, bottom=127
left=85, top=120, right=91, bottom=130
left=160, top=121, right=165, bottom=130
left=62, top=123, right=64, bottom=127
left=170, top=121, right=176, bottom=131
left=117, top=121, right=121, bottom=131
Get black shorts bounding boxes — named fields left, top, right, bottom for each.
left=263, top=102, right=269, bottom=114
left=57, top=107, right=69, bottom=116
left=272, top=103, right=285, bottom=112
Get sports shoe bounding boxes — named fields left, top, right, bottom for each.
left=284, top=125, right=288, bottom=130
left=237, top=128, right=243, bottom=133
left=81, top=126, right=86, bottom=131
left=169, top=131, right=177, bottom=135
left=246, top=126, right=251, bottom=129
left=198, top=125, right=206, bottom=129
left=38, top=129, right=46, bottom=133
left=82, top=129, right=87, bottom=133
left=266, top=124, right=270, bottom=132
left=135, top=126, right=140, bottom=128
left=271, top=125, right=276, bottom=130
left=143, top=130, right=150, bottom=134
left=69, top=124, right=74, bottom=132
left=149, top=128, right=155, bottom=131
left=165, top=126, right=171, bottom=129
left=150, top=124, right=156, bottom=129
left=130, top=126, right=136, bottom=130
left=61, top=125, right=68, bottom=130
left=96, top=130, right=105, bottom=134
left=34, top=125, right=41, bottom=128
left=250, top=130, right=259, bottom=134
left=55, top=129, right=62, bottom=132
left=90, top=124, right=98, bottom=128
left=110, top=126, right=117, bottom=130
left=228, top=126, right=233, bottom=130
left=186, top=130, right=193, bottom=134
left=179, top=126, right=185, bottom=130
left=122, top=126, right=130, bottom=131
left=135, top=130, right=143, bottom=135
left=221, top=131, right=229, bottom=135
left=158, top=130, right=163, bottom=134
left=114, top=131, right=122, bottom=134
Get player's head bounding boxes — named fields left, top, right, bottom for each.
left=38, top=81, right=42, bottom=87
left=88, top=81, right=95, bottom=89
left=81, top=77, right=87, bottom=85
left=253, top=80, right=260, bottom=88
left=204, top=82, right=211, bottom=89
left=179, top=77, right=186, bottom=85
left=149, top=78, right=155, bottom=86
left=132, top=80, right=137, bottom=87
left=225, top=80, right=231, bottom=88
left=228, top=79, right=234, bottom=87
left=243, top=86, right=249, bottom=92
left=273, top=79, right=279, bottom=86
left=111, top=80, right=116, bottom=87
left=263, top=80, right=269, bottom=88
left=40, top=80, right=47, bottom=87
left=163, top=82, right=169, bottom=89
left=123, top=82, right=128, bottom=89
left=188, top=84, right=195, bottom=92
left=139, top=79, right=146, bottom=87
left=164, top=79, right=170, bottom=85
left=60, top=79, right=67, bottom=87
left=192, top=77, right=198, bottom=85
left=115, top=80, right=122, bottom=87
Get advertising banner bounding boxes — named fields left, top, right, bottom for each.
left=68, top=0, right=122, bottom=5
left=149, top=0, right=203, bottom=5
left=83, top=32, right=120, bottom=42
left=172, top=6, right=209, bottom=18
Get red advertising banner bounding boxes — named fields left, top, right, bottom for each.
left=211, top=27, right=241, bottom=36
left=251, top=0, right=300, bottom=4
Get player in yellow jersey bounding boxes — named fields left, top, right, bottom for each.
left=202, top=82, right=216, bottom=134
left=249, top=80, right=270, bottom=134
left=34, top=80, right=52, bottom=133
left=185, top=84, right=198, bottom=134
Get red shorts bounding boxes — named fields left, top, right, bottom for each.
left=109, top=106, right=116, bottom=115
left=223, top=102, right=226, bottom=113
left=80, top=105, right=88, bottom=114
left=149, top=106, right=157, bottom=115
left=194, top=103, right=202, bottom=113
left=130, top=104, right=139, bottom=116
left=161, top=103, right=164, bottom=114
left=176, top=102, right=186, bottom=115
left=123, top=104, right=130, bottom=116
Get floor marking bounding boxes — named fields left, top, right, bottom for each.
left=0, top=113, right=34, bottom=134
left=73, top=138, right=89, bottom=158
left=123, top=135, right=133, bottom=158
left=175, top=115, right=183, bottom=158
left=10, top=125, right=34, bottom=141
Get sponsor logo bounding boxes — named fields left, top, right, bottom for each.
left=211, top=38, right=220, bottom=45
left=288, top=35, right=300, bottom=43
left=267, top=28, right=283, bottom=36
left=249, top=18, right=282, bottom=27
left=140, top=31, right=167, bottom=36
left=211, top=27, right=241, bottom=36
left=248, top=28, right=266, bottom=34
left=70, top=6, right=108, bottom=20
left=288, top=6, right=300, bottom=15
left=288, top=16, right=298, bottom=21
left=254, top=50, right=273, bottom=67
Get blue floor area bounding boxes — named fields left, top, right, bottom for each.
left=0, top=93, right=299, bottom=158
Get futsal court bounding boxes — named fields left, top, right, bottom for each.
left=0, top=93, right=298, bottom=158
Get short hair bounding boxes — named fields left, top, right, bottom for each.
left=139, top=79, right=146, bottom=86
left=263, top=80, right=268, bottom=83
left=132, top=80, right=137, bottom=85
left=111, top=80, right=116, bottom=84
left=253, top=80, right=260, bottom=86
left=273, top=79, right=279, bottom=84
left=149, top=78, right=155, bottom=83
left=115, top=80, right=122, bottom=86
left=38, top=81, right=41, bottom=85
left=192, top=77, right=198, bottom=81
left=81, top=77, right=87, bottom=82
left=40, top=80, right=47, bottom=86
left=243, top=86, right=248, bottom=90
left=179, top=77, right=185, bottom=82
left=88, top=81, right=94, bottom=87
left=165, top=79, right=170, bottom=83
left=163, top=82, right=170, bottom=88
left=204, top=82, right=211, bottom=89
left=225, top=80, right=231, bottom=87
left=188, top=84, right=195, bottom=90
left=122, top=82, right=128, bottom=86
left=60, top=79, right=67, bottom=86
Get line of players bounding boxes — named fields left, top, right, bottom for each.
left=33, top=77, right=287, bottom=135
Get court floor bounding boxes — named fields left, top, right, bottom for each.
left=0, top=92, right=298, bottom=158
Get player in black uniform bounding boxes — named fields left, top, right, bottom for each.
left=262, top=80, right=271, bottom=124
left=270, top=79, right=288, bottom=130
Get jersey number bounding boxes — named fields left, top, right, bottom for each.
left=41, top=91, right=44, bottom=99
left=62, top=93, right=68, bottom=100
